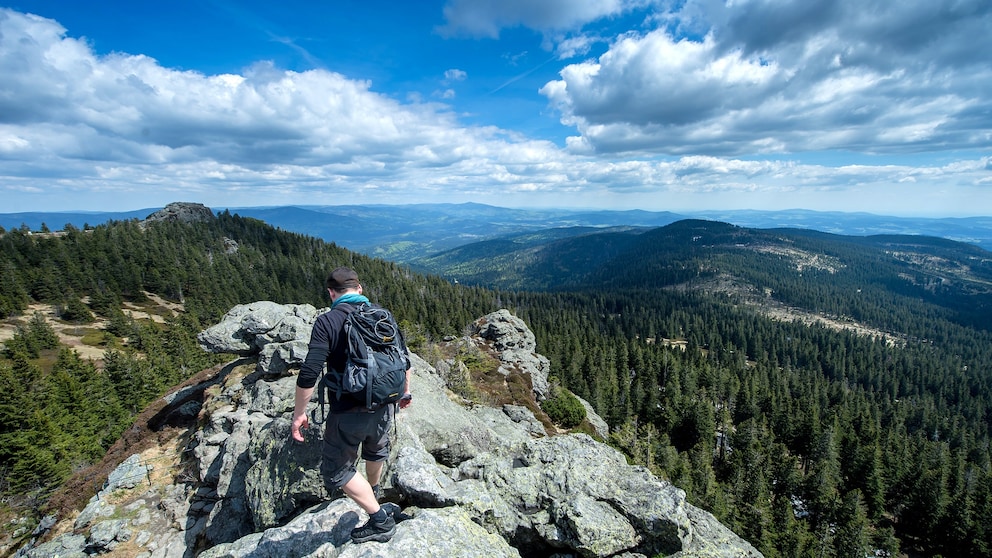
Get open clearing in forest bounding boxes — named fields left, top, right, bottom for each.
left=669, top=273, right=902, bottom=346
left=0, top=292, right=184, bottom=364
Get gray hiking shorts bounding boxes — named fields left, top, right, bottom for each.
left=320, top=405, right=392, bottom=490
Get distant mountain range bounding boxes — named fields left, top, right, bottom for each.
left=414, top=217, right=992, bottom=291
left=3, top=203, right=991, bottom=258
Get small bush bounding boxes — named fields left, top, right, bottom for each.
left=541, top=386, right=586, bottom=428
left=458, top=344, right=498, bottom=375
left=60, top=297, right=95, bottom=323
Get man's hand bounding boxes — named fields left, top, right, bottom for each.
left=291, top=412, right=309, bottom=442
left=292, top=386, right=315, bottom=442
left=398, top=393, right=412, bottom=410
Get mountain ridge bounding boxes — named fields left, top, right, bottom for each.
left=3, top=203, right=990, bottom=256
left=414, top=219, right=992, bottom=317
left=19, top=305, right=762, bottom=558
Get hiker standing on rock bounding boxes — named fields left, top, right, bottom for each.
left=291, top=266, right=412, bottom=544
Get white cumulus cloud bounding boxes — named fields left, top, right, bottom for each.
left=539, top=0, right=992, bottom=156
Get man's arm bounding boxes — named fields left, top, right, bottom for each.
left=398, top=368, right=412, bottom=410
left=291, top=386, right=315, bottom=442
left=292, top=315, right=331, bottom=442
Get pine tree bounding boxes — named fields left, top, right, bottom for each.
left=728, top=418, right=774, bottom=552
left=834, top=489, right=871, bottom=558
left=805, top=420, right=842, bottom=549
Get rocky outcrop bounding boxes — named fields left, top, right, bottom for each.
left=470, top=309, right=551, bottom=401
left=196, top=301, right=319, bottom=375
left=19, top=304, right=761, bottom=558
left=144, top=202, right=216, bottom=225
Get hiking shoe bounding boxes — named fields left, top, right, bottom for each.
left=350, top=515, right=396, bottom=544
left=381, top=502, right=404, bottom=520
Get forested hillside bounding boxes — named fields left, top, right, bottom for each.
left=2, top=214, right=992, bottom=557
left=417, top=219, right=992, bottom=557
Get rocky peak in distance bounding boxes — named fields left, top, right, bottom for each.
left=144, top=202, right=216, bottom=224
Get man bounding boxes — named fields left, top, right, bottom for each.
left=291, top=266, right=412, bottom=544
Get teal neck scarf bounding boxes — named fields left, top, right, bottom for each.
left=332, top=293, right=369, bottom=309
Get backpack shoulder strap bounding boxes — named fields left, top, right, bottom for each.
left=335, top=302, right=360, bottom=315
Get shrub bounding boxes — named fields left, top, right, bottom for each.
left=59, top=296, right=95, bottom=323
left=541, top=386, right=586, bottom=428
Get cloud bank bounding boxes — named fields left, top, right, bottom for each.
left=0, top=3, right=989, bottom=215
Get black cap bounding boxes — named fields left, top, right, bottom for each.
left=327, top=267, right=360, bottom=290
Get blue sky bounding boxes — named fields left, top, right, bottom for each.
left=1, top=0, right=990, bottom=216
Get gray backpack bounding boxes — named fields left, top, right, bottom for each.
left=318, top=303, right=409, bottom=412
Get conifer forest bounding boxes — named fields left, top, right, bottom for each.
left=2, top=213, right=991, bottom=558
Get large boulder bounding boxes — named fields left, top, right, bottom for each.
left=196, top=302, right=319, bottom=375
left=197, top=500, right=521, bottom=558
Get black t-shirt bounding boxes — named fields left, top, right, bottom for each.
left=297, top=303, right=408, bottom=412
left=297, top=305, right=350, bottom=390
